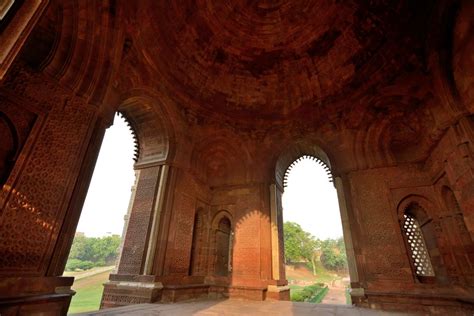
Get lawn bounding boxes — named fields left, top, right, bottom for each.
left=287, top=262, right=350, bottom=304
left=68, top=270, right=111, bottom=314
left=345, top=287, right=352, bottom=305
left=290, top=283, right=329, bottom=303
left=286, top=261, right=340, bottom=284
left=289, top=284, right=304, bottom=298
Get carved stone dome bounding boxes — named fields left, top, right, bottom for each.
left=127, top=0, right=429, bottom=121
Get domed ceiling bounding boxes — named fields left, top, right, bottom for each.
left=124, top=0, right=432, bottom=122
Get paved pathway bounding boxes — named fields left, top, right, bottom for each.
left=321, top=285, right=347, bottom=305
left=64, top=266, right=114, bottom=281
left=76, top=299, right=415, bottom=316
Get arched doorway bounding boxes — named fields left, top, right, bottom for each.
left=63, top=113, right=137, bottom=314
left=282, top=155, right=350, bottom=304
left=272, top=143, right=361, bottom=304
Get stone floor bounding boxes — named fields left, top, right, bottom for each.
left=76, top=300, right=415, bottom=316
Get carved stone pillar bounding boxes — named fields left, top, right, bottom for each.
left=101, top=164, right=170, bottom=309
left=334, top=176, right=365, bottom=302
left=113, top=170, right=139, bottom=273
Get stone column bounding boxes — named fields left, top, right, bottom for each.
left=267, top=183, right=290, bottom=300
left=101, top=164, right=170, bottom=308
left=334, top=176, right=365, bottom=301
left=114, top=170, right=140, bottom=273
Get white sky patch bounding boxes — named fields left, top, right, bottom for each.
left=76, top=115, right=135, bottom=237
left=282, top=158, right=343, bottom=240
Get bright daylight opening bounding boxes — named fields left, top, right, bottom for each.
left=62, top=113, right=136, bottom=314
left=283, top=156, right=351, bottom=305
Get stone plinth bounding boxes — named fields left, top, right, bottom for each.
left=0, top=276, right=74, bottom=315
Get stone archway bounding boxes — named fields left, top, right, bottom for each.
left=100, top=94, right=177, bottom=308
left=271, top=142, right=362, bottom=301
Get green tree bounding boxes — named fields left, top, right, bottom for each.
left=320, top=237, right=348, bottom=271
left=92, top=235, right=121, bottom=265
left=283, top=222, right=318, bottom=264
left=65, top=234, right=121, bottom=271
left=283, top=223, right=348, bottom=274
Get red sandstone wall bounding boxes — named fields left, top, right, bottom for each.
left=1, top=1, right=473, bottom=314
left=0, top=65, right=99, bottom=276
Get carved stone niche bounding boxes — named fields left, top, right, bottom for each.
left=0, top=100, right=37, bottom=186
left=0, top=0, right=49, bottom=80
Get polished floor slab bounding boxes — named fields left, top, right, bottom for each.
left=75, top=299, right=415, bottom=316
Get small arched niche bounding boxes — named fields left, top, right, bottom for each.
left=397, top=196, right=447, bottom=284
left=211, top=211, right=233, bottom=278
left=0, top=112, right=19, bottom=185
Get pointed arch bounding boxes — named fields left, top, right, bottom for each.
left=283, top=155, right=333, bottom=188
left=117, top=94, right=176, bottom=167
left=273, top=141, right=360, bottom=297
left=211, top=210, right=233, bottom=277
left=397, top=196, right=446, bottom=283
left=275, top=141, right=333, bottom=190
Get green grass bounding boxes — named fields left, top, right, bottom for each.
left=289, top=285, right=304, bottom=301
left=308, top=286, right=328, bottom=303
left=311, top=261, right=341, bottom=283
left=290, top=283, right=328, bottom=303
left=345, top=287, right=352, bottom=305
left=69, top=285, right=103, bottom=314
left=68, top=271, right=110, bottom=314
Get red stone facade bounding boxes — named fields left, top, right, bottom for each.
left=0, top=1, right=473, bottom=315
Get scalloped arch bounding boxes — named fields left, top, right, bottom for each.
left=118, top=95, right=175, bottom=167
left=283, top=155, right=333, bottom=188
left=274, top=141, right=333, bottom=190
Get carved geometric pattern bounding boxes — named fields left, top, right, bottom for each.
left=0, top=63, right=97, bottom=275
left=117, top=166, right=160, bottom=275
left=402, top=214, right=434, bottom=277
left=101, top=290, right=151, bottom=308
left=0, top=100, right=94, bottom=274
left=117, top=112, right=140, bottom=162
left=169, top=193, right=195, bottom=274
left=0, top=99, right=37, bottom=187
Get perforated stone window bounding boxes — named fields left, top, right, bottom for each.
left=403, top=214, right=434, bottom=277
